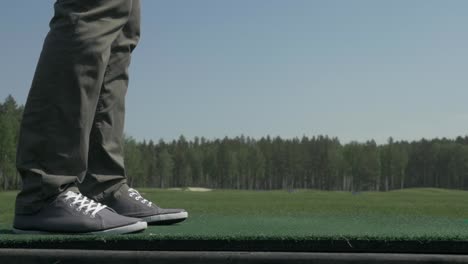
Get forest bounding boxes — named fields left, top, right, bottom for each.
left=2, top=95, right=468, bottom=191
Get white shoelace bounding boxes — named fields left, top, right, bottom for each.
left=128, top=188, right=152, bottom=207
left=63, top=191, right=107, bottom=218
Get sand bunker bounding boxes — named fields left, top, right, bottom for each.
left=167, top=187, right=213, bottom=192
left=186, top=187, right=212, bottom=192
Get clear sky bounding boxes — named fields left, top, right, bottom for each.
left=1, top=0, right=468, bottom=144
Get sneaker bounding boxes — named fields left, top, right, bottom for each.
left=13, top=190, right=147, bottom=234
left=101, top=185, right=188, bottom=225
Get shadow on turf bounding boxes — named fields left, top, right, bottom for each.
left=0, top=229, right=13, bottom=234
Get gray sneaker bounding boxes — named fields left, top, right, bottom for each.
left=101, top=185, right=188, bottom=225
left=13, top=190, right=147, bottom=234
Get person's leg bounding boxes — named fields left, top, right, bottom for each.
left=77, top=1, right=187, bottom=225
left=14, top=0, right=147, bottom=235
left=78, top=0, right=141, bottom=200
left=15, top=0, right=136, bottom=215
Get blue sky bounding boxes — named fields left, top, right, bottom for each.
left=1, top=0, right=468, bottom=144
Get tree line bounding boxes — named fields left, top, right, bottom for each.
left=123, top=135, right=468, bottom=191
left=2, top=95, right=468, bottom=191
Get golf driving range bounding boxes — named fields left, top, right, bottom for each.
left=1, top=187, right=468, bottom=263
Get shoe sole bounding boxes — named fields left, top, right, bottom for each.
left=12, top=221, right=147, bottom=235
left=141, top=211, right=188, bottom=225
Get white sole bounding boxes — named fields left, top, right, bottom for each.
left=141, top=211, right=188, bottom=223
left=12, top=221, right=147, bottom=235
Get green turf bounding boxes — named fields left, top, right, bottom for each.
left=1, top=187, right=468, bottom=244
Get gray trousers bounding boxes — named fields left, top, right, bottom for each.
left=15, top=0, right=141, bottom=214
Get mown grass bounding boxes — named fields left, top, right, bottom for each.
left=1, top=187, right=468, bottom=241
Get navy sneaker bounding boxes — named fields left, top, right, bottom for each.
left=13, top=190, right=147, bottom=234
left=101, top=185, right=188, bottom=225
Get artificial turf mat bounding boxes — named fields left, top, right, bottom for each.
left=1, top=188, right=468, bottom=253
